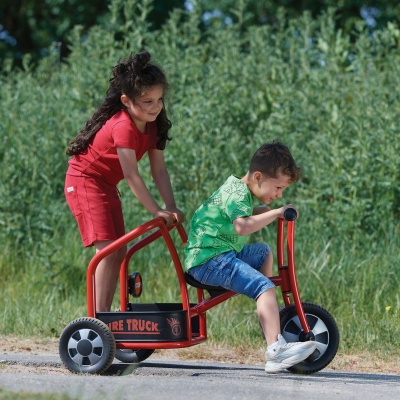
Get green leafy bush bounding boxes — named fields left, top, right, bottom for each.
left=0, top=0, right=399, bottom=351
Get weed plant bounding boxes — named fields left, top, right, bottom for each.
left=0, top=0, right=399, bottom=353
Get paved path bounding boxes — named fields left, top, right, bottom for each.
left=0, top=354, right=399, bottom=399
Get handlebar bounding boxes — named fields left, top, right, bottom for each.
left=283, top=207, right=298, bottom=221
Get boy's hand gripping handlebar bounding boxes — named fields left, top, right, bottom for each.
left=283, top=207, right=298, bottom=221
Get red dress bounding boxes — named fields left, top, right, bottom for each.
left=65, top=110, right=158, bottom=246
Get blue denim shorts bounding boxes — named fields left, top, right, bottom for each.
left=188, top=243, right=275, bottom=300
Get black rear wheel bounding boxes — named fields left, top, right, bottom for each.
left=115, top=349, right=155, bottom=363
left=279, top=302, right=339, bottom=374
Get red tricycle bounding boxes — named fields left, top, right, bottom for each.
left=59, top=208, right=339, bottom=374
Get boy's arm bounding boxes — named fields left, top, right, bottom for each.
left=233, top=205, right=293, bottom=236
left=253, top=206, right=271, bottom=215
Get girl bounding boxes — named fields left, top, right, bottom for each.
left=65, top=52, right=185, bottom=312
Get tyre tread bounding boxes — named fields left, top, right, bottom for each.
left=279, top=302, right=340, bottom=374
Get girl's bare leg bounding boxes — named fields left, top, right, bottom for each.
left=93, top=240, right=127, bottom=312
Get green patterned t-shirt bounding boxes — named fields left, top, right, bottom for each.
left=184, top=175, right=253, bottom=271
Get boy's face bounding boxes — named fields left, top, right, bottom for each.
left=250, top=172, right=292, bottom=205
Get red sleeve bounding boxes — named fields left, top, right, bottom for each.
left=112, top=120, right=138, bottom=150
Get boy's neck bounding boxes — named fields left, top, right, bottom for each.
left=241, top=172, right=252, bottom=185
left=241, top=172, right=253, bottom=194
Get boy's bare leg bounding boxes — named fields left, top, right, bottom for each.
left=260, top=251, right=273, bottom=277
left=257, top=288, right=280, bottom=346
left=257, top=248, right=317, bottom=372
left=257, top=252, right=280, bottom=346
left=94, top=240, right=126, bottom=312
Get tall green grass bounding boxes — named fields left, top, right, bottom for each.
left=0, top=0, right=399, bottom=352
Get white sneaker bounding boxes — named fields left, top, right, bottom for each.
left=265, top=334, right=316, bottom=373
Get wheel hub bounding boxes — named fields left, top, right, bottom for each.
left=67, top=328, right=104, bottom=366
left=77, top=339, right=93, bottom=356
left=299, top=330, right=315, bottom=342
left=282, top=312, right=330, bottom=361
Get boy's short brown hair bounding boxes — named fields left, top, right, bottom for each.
left=248, top=140, right=302, bottom=183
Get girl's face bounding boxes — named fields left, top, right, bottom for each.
left=121, top=85, right=164, bottom=132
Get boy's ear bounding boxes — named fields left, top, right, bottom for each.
left=253, top=171, right=263, bottom=184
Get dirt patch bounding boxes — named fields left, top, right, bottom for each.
left=0, top=335, right=399, bottom=375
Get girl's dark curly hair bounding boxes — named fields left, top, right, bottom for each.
left=66, top=52, right=172, bottom=156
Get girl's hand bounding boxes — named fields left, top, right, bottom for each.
left=165, top=206, right=186, bottom=223
left=154, top=210, right=174, bottom=226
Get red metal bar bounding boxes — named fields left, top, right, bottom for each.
left=269, top=277, right=284, bottom=286
left=157, top=222, right=193, bottom=340
left=119, top=225, right=172, bottom=311
left=194, top=288, right=207, bottom=339
left=86, top=218, right=168, bottom=317
left=176, top=223, right=188, bottom=246
left=119, top=259, right=128, bottom=312
left=274, top=218, right=292, bottom=307
left=189, top=291, right=237, bottom=317
left=116, top=337, right=207, bottom=350
left=277, top=218, right=285, bottom=271
left=286, top=220, right=311, bottom=333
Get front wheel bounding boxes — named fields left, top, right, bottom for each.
left=279, top=302, right=339, bottom=374
left=115, top=349, right=155, bottom=363
left=59, top=317, right=116, bottom=374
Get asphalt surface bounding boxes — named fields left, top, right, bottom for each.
left=0, top=353, right=399, bottom=400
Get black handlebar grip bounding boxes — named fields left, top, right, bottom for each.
left=283, top=207, right=297, bottom=221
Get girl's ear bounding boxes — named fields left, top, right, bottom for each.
left=120, top=94, right=131, bottom=107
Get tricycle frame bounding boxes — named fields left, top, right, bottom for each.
left=85, top=216, right=312, bottom=351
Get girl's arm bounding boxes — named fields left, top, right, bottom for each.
left=148, top=148, right=185, bottom=222
left=233, top=205, right=294, bottom=236
left=117, top=147, right=173, bottom=224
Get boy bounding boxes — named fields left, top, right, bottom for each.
left=184, top=141, right=316, bottom=373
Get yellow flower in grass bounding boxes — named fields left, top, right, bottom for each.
left=385, top=306, right=392, bottom=311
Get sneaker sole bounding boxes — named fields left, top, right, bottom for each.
left=265, top=342, right=316, bottom=373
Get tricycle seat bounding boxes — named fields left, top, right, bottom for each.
left=184, top=272, right=227, bottom=297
